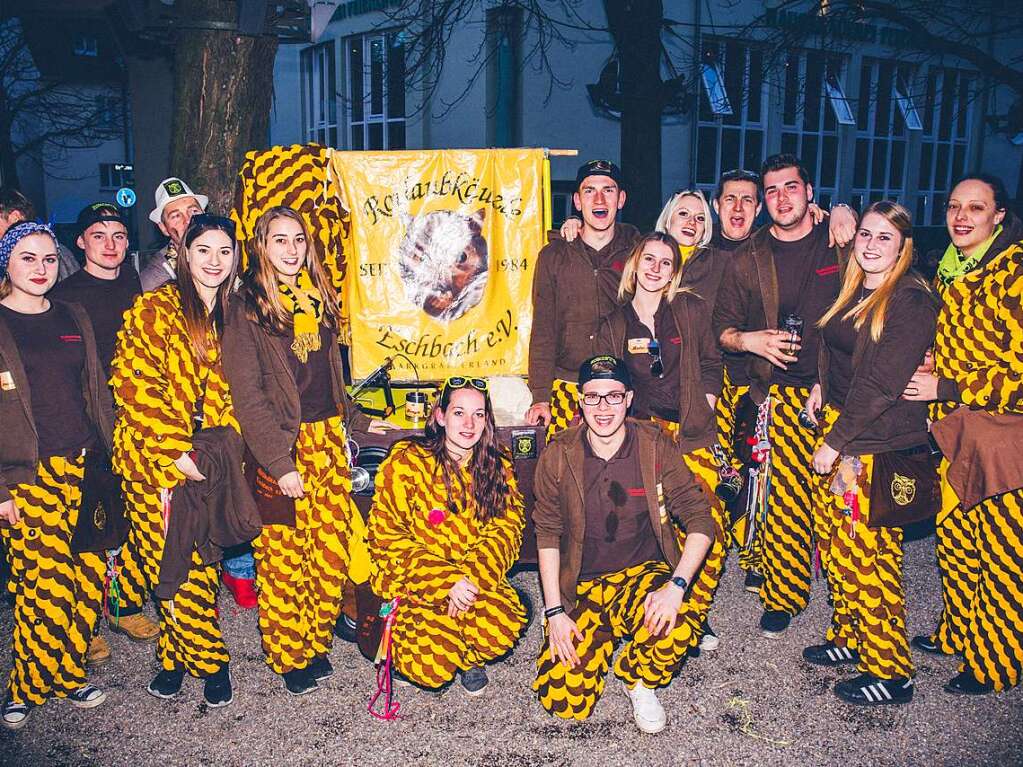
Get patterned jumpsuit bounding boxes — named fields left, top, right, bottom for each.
left=928, top=241, right=1023, bottom=691
left=368, top=442, right=527, bottom=687
left=110, top=286, right=237, bottom=678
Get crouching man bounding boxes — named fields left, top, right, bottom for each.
left=532, top=355, right=723, bottom=733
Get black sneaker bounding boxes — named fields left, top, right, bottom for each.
left=744, top=571, right=765, bottom=594
left=67, top=684, right=107, bottom=709
left=203, top=665, right=233, bottom=708
left=147, top=669, right=184, bottom=700
left=834, top=673, right=913, bottom=706
left=459, top=666, right=489, bottom=696
left=944, top=670, right=995, bottom=696
left=307, top=655, right=334, bottom=681
left=1, top=699, right=31, bottom=730
left=803, top=642, right=860, bottom=666
left=911, top=634, right=952, bottom=656
left=759, top=610, right=791, bottom=638
left=334, top=614, right=358, bottom=643
left=282, top=667, right=319, bottom=696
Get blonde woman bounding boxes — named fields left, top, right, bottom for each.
left=804, top=201, right=938, bottom=705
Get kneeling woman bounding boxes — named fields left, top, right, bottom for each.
left=110, top=214, right=239, bottom=706
left=223, top=207, right=385, bottom=696
left=368, top=377, right=527, bottom=695
left=804, top=201, right=938, bottom=705
left=596, top=230, right=728, bottom=646
left=0, top=223, right=113, bottom=729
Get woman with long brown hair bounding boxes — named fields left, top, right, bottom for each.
left=367, top=377, right=527, bottom=696
left=596, top=230, right=728, bottom=652
left=110, top=214, right=239, bottom=707
left=222, top=206, right=391, bottom=696
left=803, top=200, right=938, bottom=705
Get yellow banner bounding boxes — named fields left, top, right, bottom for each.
left=332, top=148, right=547, bottom=381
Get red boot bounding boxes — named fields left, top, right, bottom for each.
left=222, top=572, right=258, bottom=609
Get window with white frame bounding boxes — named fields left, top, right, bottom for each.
left=346, top=32, right=406, bottom=151
left=851, top=60, right=921, bottom=211
left=301, top=41, right=338, bottom=146
left=779, top=51, right=851, bottom=209
left=917, top=67, right=975, bottom=226
left=695, top=40, right=768, bottom=193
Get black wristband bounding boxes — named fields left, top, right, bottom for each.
left=543, top=605, right=565, bottom=619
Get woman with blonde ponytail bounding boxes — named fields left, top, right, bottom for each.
left=802, top=201, right=938, bottom=706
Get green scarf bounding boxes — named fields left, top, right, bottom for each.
left=937, top=224, right=1002, bottom=285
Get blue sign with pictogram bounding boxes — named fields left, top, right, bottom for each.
left=116, top=187, right=137, bottom=208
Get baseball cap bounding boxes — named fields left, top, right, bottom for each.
left=76, top=202, right=126, bottom=237
left=575, top=160, right=624, bottom=189
left=149, top=177, right=208, bottom=224
left=578, top=355, right=632, bottom=389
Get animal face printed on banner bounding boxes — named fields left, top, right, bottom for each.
left=396, top=208, right=489, bottom=321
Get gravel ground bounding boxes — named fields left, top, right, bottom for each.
left=1, top=531, right=1021, bottom=767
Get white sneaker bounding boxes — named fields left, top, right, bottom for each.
left=624, top=682, right=666, bottom=734
left=699, top=621, right=720, bottom=651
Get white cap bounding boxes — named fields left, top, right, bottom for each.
left=149, top=177, right=209, bottom=224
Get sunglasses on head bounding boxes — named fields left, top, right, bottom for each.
left=443, top=376, right=488, bottom=393
left=648, top=340, right=664, bottom=378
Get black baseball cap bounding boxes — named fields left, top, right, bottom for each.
left=575, top=160, right=624, bottom=189
left=76, top=202, right=126, bottom=237
left=578, top=355, right=632, bottom=389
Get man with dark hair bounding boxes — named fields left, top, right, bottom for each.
left=51, top=203, right=159, bottom=665
left=713, top=153, right=845, bottom=638
left=526, top=161, right=639, bottom=438
left=532, top=355, right=721, bottom=732
left=0, top=187, right=79, bottom=280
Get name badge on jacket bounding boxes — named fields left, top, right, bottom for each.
left=0, top=371, right=14, bottom=391
left=627, top=337, right=651, bottom=354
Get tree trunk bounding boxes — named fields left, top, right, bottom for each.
left=168, top=0, right=278, bottom=215
left=606, top=0, right=664, bottom=230
left=0, top=82, right=20, bottom=188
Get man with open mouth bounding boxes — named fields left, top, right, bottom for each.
left=526, top=160, right=639, bottom=441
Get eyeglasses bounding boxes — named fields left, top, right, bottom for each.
left=580, top=390, right=628, bottom=407
left=443, top=376, right=488, bottom=392
left=648, top=340, right=664, bottom=378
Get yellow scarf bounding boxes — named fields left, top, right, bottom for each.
left=278, top=270, right=323, bottom=363
left=678, top=244, right=697, bottom=269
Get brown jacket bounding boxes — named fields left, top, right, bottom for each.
left=0, top=301, right=115, bottom=503
left=931, top=407, right=1023, bottom=510
left=221, top=299, right=371, bottom=480
left=596, top=292, right=722, bottom=453
left=713, top=224, right=846, bottom=401
left=528, top=224, right=640, bottom=400
left=679, top=245, right=728, bottom=310
left=818, top=274, right=939, bottom=455
left=532, top=419, right=717, bottom=612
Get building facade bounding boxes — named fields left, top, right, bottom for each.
left=269, top=0, right=1023, bottom=230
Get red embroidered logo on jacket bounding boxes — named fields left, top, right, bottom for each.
left=627, top=487, right=645, bottom=497
left=670, top=336, right=681, bottom=345
left=816, top=265, right=840, bottom=276
left=612, top=260, right=624, bottom=272
left=60, top=335, right=83, bottom=342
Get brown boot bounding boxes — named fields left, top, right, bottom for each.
left=108, top=612, right=159, bottom=643
left=86, top=635, right=111, bottom=668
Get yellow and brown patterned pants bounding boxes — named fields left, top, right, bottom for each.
left=2, top=455, right=105, bottom=705
left=546, top=379, right=579, bottom=442
left=812, top=441, right=913, bottom=680
left=535, top=537, right=725, bottom=720
left=253, top=416, right=353, bottom=675
left=714, top=373, right=763, bottom=573
left=124, top=479, right=228, bottom=677
left=757, top=385, right=820, bottom=615
left=928, top=461, right=1023, bottom=691
left=392, top=580, right=526, bottom=688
